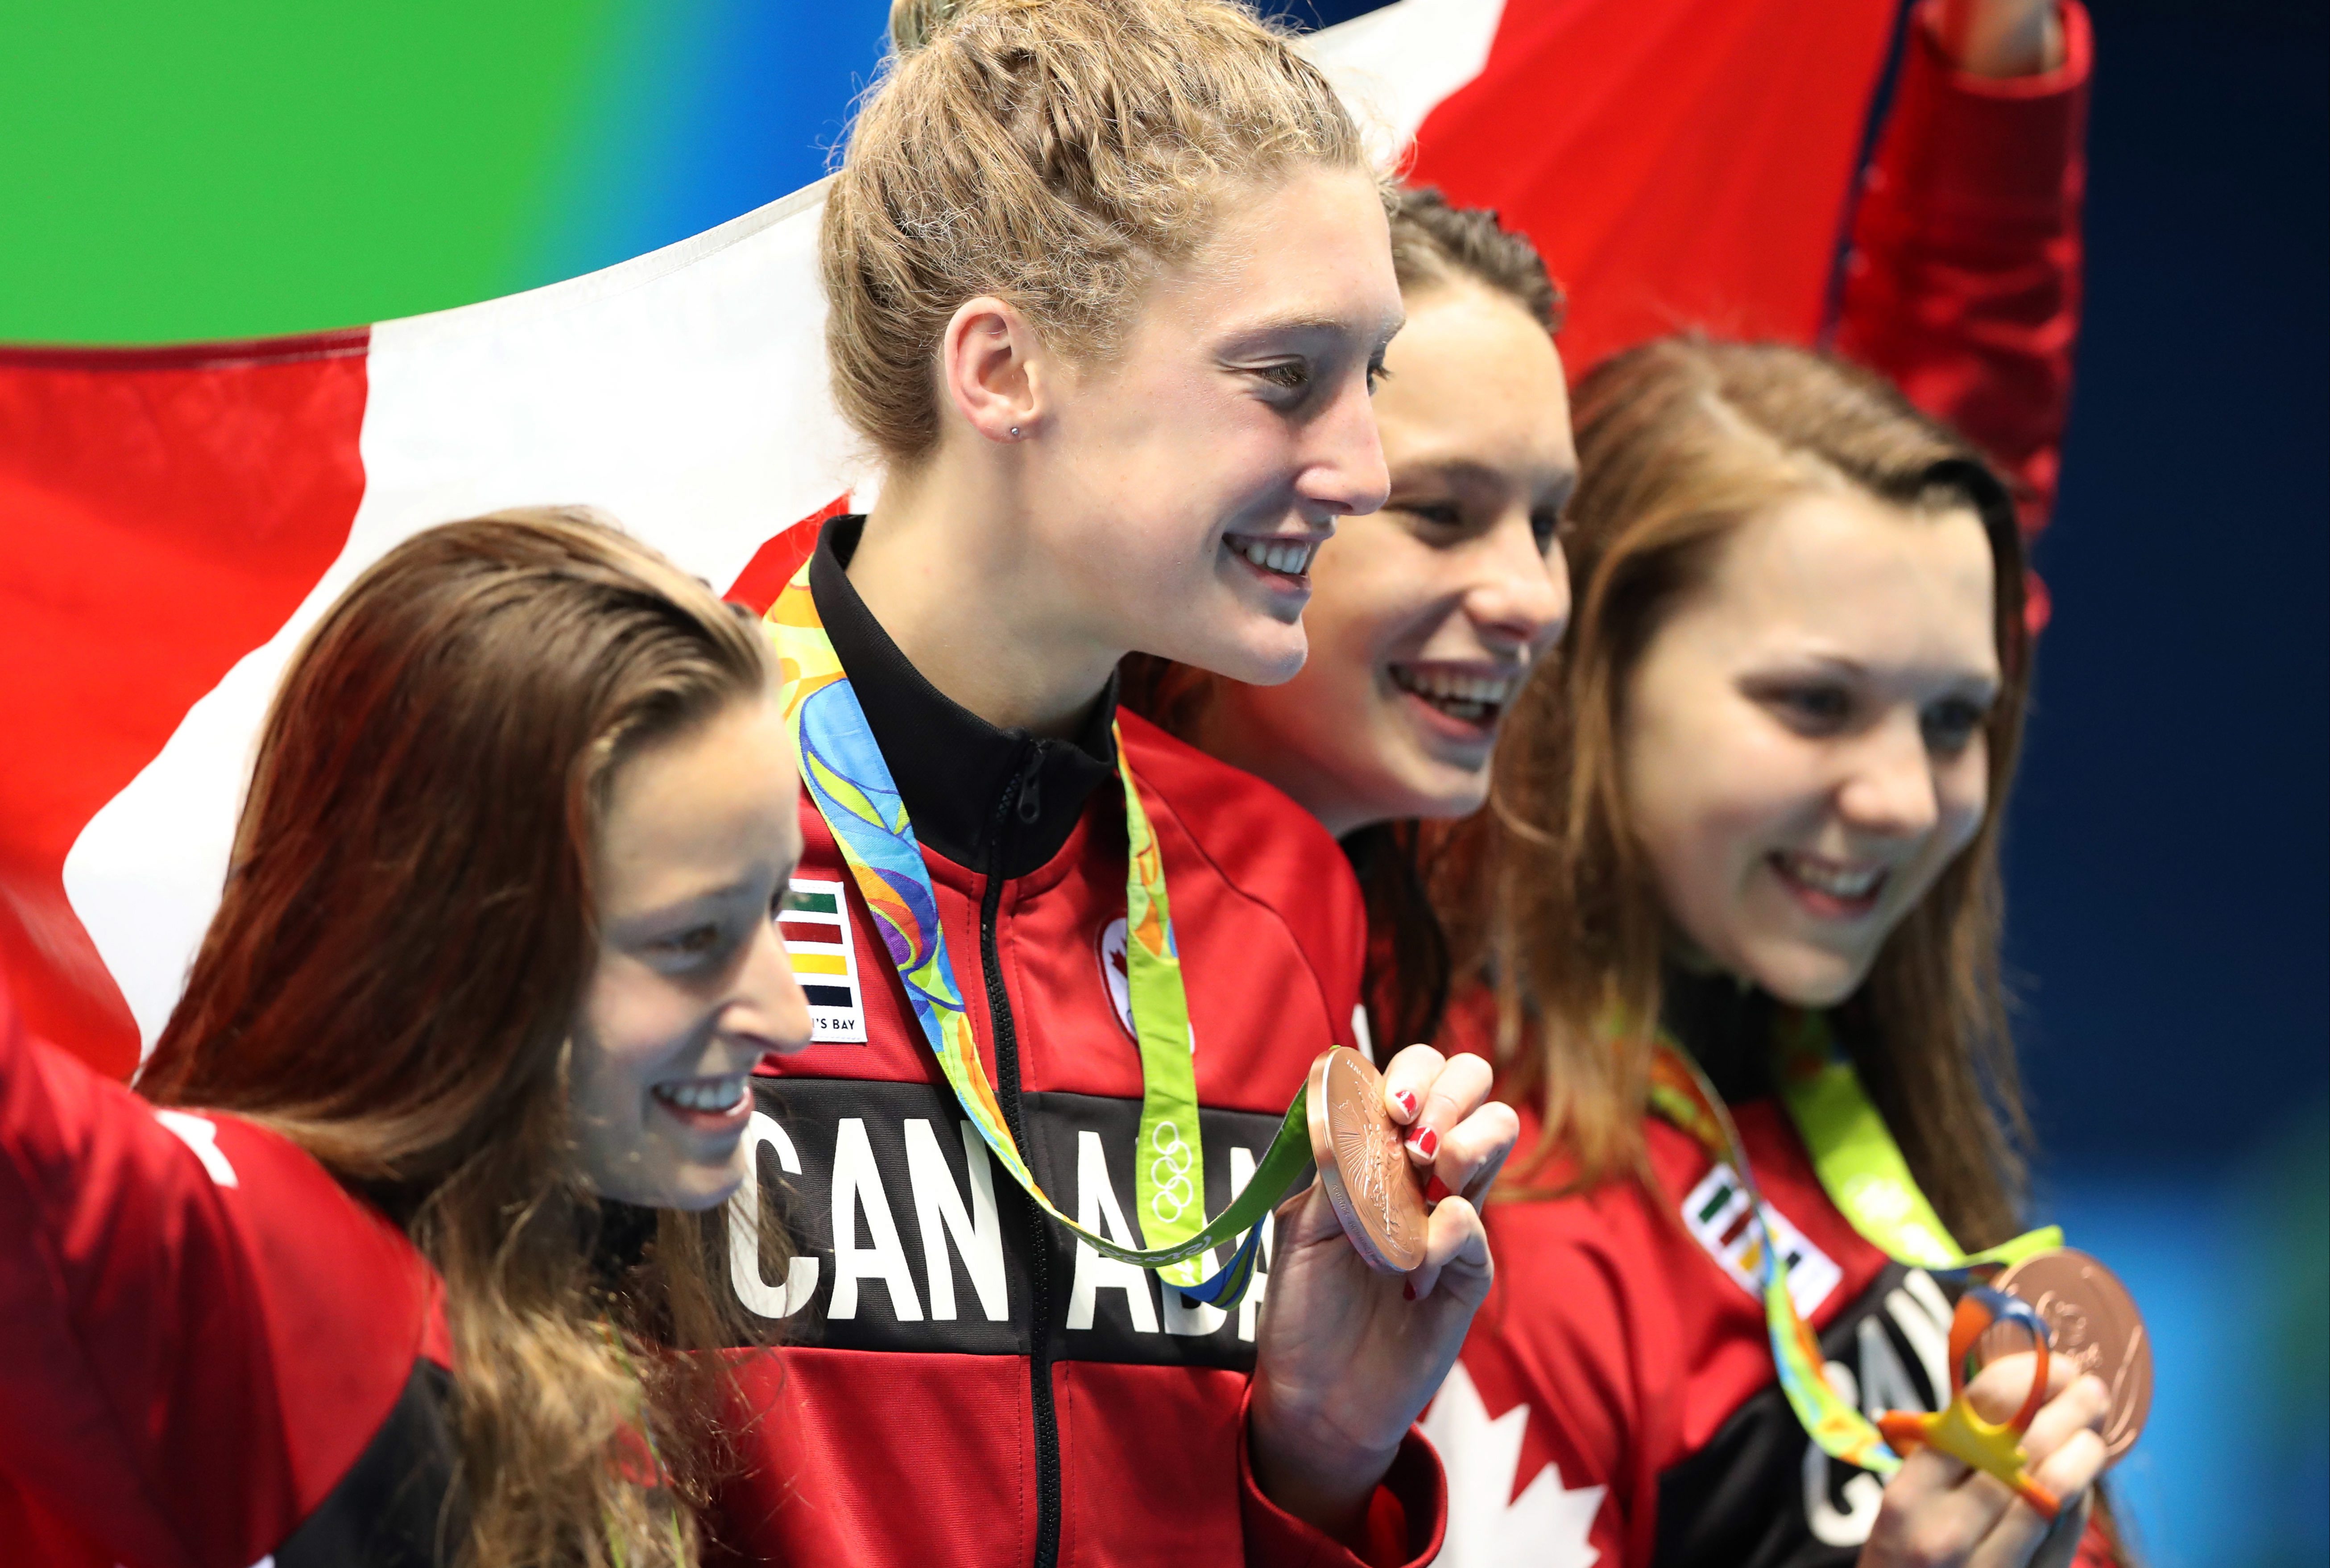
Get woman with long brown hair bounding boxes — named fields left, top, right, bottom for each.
left=1432, top=338, right=2122, bottom=1568
left=0, top=509, right=811, bottom=1567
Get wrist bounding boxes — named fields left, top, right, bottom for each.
left=1247, top=1382, right=1401, bottom=1545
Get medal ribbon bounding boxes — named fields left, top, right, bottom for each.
left=1641, top=1011, right=2059, bottom=1475
left=766, top=562, right=1310, bottom=1306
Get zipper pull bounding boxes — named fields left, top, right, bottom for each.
left=1015, top=745, right=1044, bottom=825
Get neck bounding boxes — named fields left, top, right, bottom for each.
left=850, top=455, right=1122, bottom=740
left=1191, top=684, right=1378, bottom=837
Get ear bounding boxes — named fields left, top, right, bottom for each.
left=939, top=295, right=1047, bottom=445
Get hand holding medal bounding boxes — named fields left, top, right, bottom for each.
left=1248, top=1043, right=1520, bottom=1539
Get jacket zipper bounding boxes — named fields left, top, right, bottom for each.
left=984, top=741, right=1061, bottom=1568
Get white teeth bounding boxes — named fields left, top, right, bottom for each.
left=654, top=1076, right=748, bottom=1113
left=1231, top=537, right=1316, bottom=577
left=1388, top=663, right=1526, bottom=716
left=1776, top=854, right=1883, bottom=899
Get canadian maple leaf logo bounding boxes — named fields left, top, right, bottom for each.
left=1421, top=1360, right=1607, bottom=1567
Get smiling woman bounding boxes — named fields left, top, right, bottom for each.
left=1438, top=338, right=2130, bottom=1567
left=0, top=509, right=816, bottom=1567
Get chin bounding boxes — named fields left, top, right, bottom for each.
left=1740, top=943, right=1874, bottom=1009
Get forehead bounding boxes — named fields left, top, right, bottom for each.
left=596, top=697, right=800, bottom=904
left=1139, top=164, right=1404, bottom=346
left=1689, top=488, right=1999, bottom=677
left=1374, top=283, right=1575, bottom=479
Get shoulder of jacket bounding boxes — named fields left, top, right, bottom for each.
left=1116, top=710, right=1364, bottom=977
left=1117, top=712, right=1356, bottom=911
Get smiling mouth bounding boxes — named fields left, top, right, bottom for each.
left=1388, top=662, right=1527, bottom=732
left=1225, top=534, right=1321, bottom=584
left=1768, top=851, right=1887, bottom=917
left=650, top=1074, right=751, bottom=1130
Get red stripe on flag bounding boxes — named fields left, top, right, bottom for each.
left=1407, top=0, right=1899, bottom=374
left=0, top=332, right=371, bottom=1077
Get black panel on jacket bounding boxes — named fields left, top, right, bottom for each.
left=276, top=1361, right=462, bottom=1568
left=1651, top=1262, right=1962, bottom=1568
left=733, top=1076, right=1296, bottom=1369
left=809, top=515, right=1117, bottom=877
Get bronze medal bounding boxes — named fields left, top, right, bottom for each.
left=1306, top=1046, right=1429, bottom=1274
left=1995, top=1247, right=2153, bottom=1464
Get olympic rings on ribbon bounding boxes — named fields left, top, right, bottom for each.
left=1149, top=1120, right=1197, bottom=1223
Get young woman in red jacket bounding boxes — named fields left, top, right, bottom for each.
left=709, top=2, right=1519, bottom=1564
left=0, top=509, right=816, bottom=1567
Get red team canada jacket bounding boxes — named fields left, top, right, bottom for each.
left=1428, top=981, right=2114, bottom=1568
left=0, top=975, right=458, bottom=1568
left=709, top=518, right=1445, bottom=1567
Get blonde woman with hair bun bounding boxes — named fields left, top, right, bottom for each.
left=715, top=1, right=1514, bottom=1563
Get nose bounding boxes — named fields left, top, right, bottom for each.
left=1836, top=711, right=1942, bottom=840
left=733, top=912, right=815, bottom=1059
left=1294, top=372, right=1391, bottom=519
left=1466, top=514, right=1572, bottom=655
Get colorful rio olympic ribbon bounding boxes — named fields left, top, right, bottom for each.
left=1877, top=1286, right=2064, bottom=1519
left=765, top=562, right=1310, bottom=1307
left=1645, top=1024, right=2061, bottom=1477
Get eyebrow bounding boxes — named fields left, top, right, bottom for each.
left=1220, top=310, right=1407, bottom=354
left=1394, top=455, right=1579, bottom=502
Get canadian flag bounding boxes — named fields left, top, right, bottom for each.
left=0, top=0, right=1902, bottom=1077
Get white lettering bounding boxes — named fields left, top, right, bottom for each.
left=729, top=1112, right=819, bottom=1318
left=1857, top=1313, right=1928, bottom=1418
left=1887, top=1271, right=1954, bottom=1402
left=830, top=1118, right=923, bottom=1322
left=904, top=1118, right=1008, bottom=1322
left=1160, top=1244, right=1228, bottom=1336
left=1231, top=1146, right=1273, bottom=1343
left=1065, top=1130, right=1158, bottom=1333
left=153, top=1109, right=237, bottom=1187
left=1804, top=1359, right=1883, bottom=1545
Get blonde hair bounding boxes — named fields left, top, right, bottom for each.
left=823, top=0, right=1370, bottom=463
left=1473, top=337, right=2035, bottom=1247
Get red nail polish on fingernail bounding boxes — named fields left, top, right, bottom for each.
left=1394, top=1088, right=1418, bottom=1118
left=1406, top=1126, right=1439, bottom=1160
left=1403, top=1277, right=1417, bottom=1301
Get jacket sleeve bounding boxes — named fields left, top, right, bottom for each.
left=1833, top=0, right=2094, bottom=586
left=0, top=980, right=432, bottom=1568
left=1237, top=1383, right=1448, bottom=1568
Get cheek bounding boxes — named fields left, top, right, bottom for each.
left=574, top=964, right=694, bottom=1101
left=1931, top=753, right=1992, bottom=859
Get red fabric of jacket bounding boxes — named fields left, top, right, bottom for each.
left=711, top=518, right=1445, bottom=1567
left=0, top=974, right=455, bottom=1568
left=1835, top=0, right=2095, bottom=601
left=1427, top=986, right=2115, bottom=1568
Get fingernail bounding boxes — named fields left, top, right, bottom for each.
left=1405, top=1126, right=1439, bottom=1160
left=1403, top=1276, right=1417, bottom=1301
left=1393, top=1088, right=1419, bottom=1120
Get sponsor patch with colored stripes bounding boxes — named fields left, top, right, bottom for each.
left=780, top=877, right=865, bottom=1043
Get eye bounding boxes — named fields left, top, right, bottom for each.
left=1763, top=681, right=1853, bottom=733
left=1366, top=357, right=1390, bottom=395
left=1922, top=696, right=1989, bottom=755
left=1530, top=509, right=1564, bottom=553
left=1254, top=361, right=1311, bottom=394
left=1393, top=500, right=1465, bottom=532
left=654, top=923, right=729, bottom=959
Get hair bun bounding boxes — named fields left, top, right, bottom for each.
left=889, top=0, right=964, bottom=54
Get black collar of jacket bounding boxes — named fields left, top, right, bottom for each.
left=810, top=514, right=1118, bottom=878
